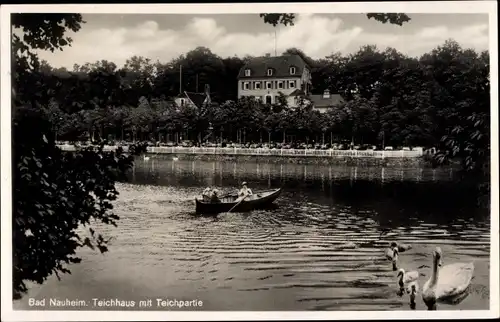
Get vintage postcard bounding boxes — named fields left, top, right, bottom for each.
left=1, top=1, right=498, bottom=321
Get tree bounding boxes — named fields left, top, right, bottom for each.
left=340, top=45, right=388, bottom=100
left=263, top=112, right=281, bottom=144
left=421, top=41, right=490, bottom=174
left=221, top=56, right=245, bottom=101
left=372, top=55, right=436, bottom=147
left=344, top=97, right=378, bottom=144
left=315, top=53, right=348, bottom=94
left=122, top=55, right=157, bottom=102
left=260, top=13, right=411, bottom=27
left=11, top=14, right=143, bottom=299
left=259, top=13, right=296, bottom=26
left=366, top=13, right=411, bottom=26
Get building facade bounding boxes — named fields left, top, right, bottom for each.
left=237, top=54, right=312, bottom=105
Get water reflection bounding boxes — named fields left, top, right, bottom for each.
left=137, top=159, right=451, bottom=186
left=15, top=159, right=490, bottom=311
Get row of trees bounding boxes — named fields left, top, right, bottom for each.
left=42, top=40, right=489, bottom=151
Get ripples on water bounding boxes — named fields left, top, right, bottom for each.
left=17, top=159, right=490, bottom=311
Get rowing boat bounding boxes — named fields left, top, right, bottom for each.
left=195, top=188, right=282, bottom=215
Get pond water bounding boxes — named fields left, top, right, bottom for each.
left=15, top=159, right=490, bottom=311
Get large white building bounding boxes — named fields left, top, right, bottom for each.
left=237, top=54, right=312, bottom=105
left=237, top=54, right=344, bottom=112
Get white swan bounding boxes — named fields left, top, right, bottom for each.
left=385, top=247, right=396, bottom=260
left=342, top=241, right=358, bottom=249
left=397, top=268, right=419, bottom=292
left=408, top=281, right=419, bottom=309
left=391, top=247, right=400, bottom=271
left=392, top=241, right=412, bottom=252
left=422, top=247, right=474, bottom=310
left=172, top=157, right=179, bottom=161
left=385, top=242, right=398, bottom=260
left=143, top=155, right=150, bottom=161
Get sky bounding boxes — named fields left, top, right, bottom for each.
left=32, top=13, right=490, bottom=69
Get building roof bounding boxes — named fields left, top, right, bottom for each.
left=177, top=91, right=210, bottom=109
left=289, top=89, right=345, bottom=108
left=237, top=54, right=309, bottom=79
left=289, top=89, right=306, bottom=96
left=309, top=93, right=345, bottom=108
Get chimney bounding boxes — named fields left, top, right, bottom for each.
left=265, top=53, right=271, bottom=57
left=323, top=89, right=330, bottom=99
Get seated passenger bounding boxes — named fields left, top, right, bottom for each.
left=210, top=189, right=221, bottom=203
left=202, top=187, right=212, bottom=202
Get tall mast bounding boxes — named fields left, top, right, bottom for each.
left=179, top=65, right=182, bottom=94
left=274, top=29, right=277, bottom=56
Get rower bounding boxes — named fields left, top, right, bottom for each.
left=235, top=182, right=253, bottom=202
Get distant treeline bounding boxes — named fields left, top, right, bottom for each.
left=29, top=41, right=489, bottom=165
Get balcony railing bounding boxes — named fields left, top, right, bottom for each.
left=58, top=145, right=423, bottom=158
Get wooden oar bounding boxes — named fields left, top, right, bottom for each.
left=226, top=194, right=247, bottom=214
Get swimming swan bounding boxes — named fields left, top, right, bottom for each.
left=397, top=268, right=419, bottom=293
left=385, top=242, right=398, bottom=260
left=385, top=247, right=395, bottom=260
left=391, top=247, right=401, bottom=271
left=422, top=247, right=474, bottom=310
left=143, top=155, right=150, bottom=161
left=393, top=241, right=412, bottom=252
left=408, top=281, right=419, bottom=309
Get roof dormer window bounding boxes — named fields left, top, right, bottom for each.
left=267, top=68, right=273, bottom=76
left=290, top=66, right=296, bottom=75
left=245, top=69, right=251, bottom=77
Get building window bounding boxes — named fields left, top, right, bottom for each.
left=278, top=81, right=283, bottom=89
left=244, top=82, right=250, bottom=90
left=289, top=80, right=295, bottom=88
left=266, top=96, right=272, bottom=104
left=255, top=82, right=261, bottom=90
left=266, top=82, right=272, bottom=89
left=267, top=69, right=273, bottom=76
left=245, top=69, right=251, bottom=76
left=290, top=67, right=296, bottom=75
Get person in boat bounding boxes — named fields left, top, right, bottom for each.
left=235, top=182, right=253, bottom=202
left=202, top=187, right=212, bottom=202
left=210, top=189, right=221, bottom=203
